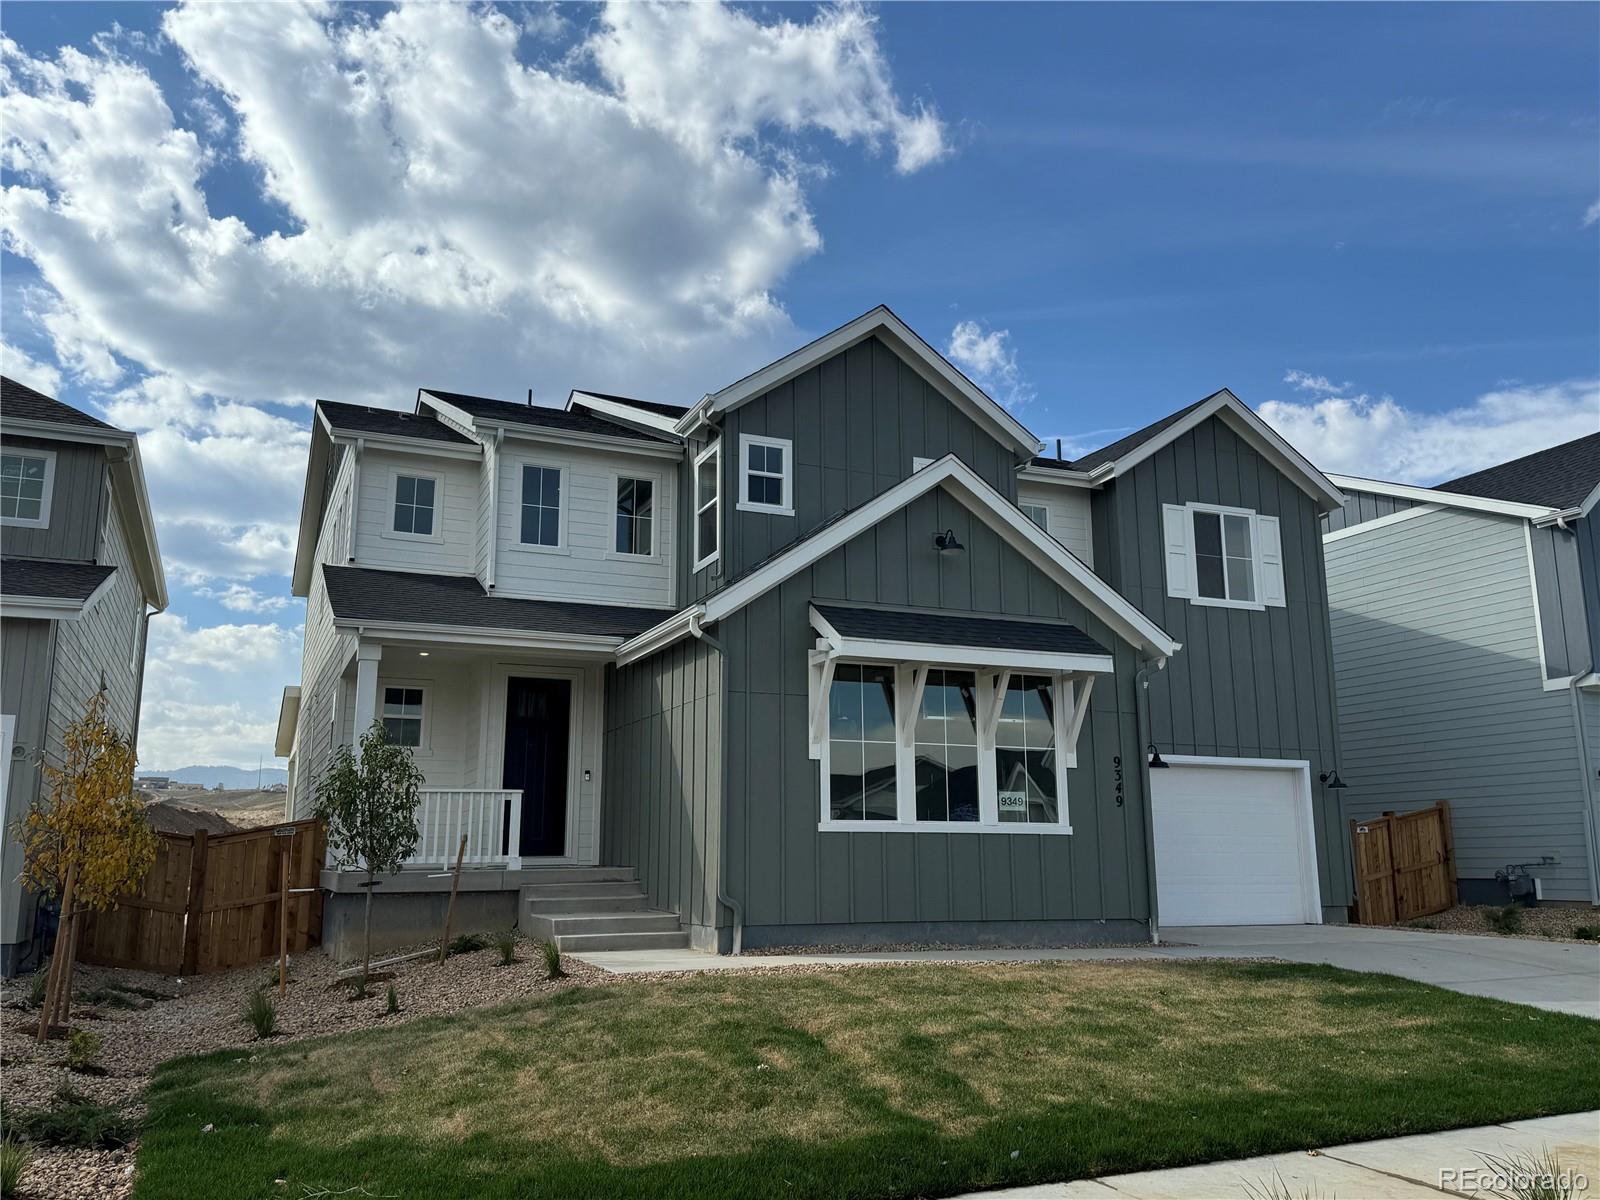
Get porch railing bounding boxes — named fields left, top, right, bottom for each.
left=408, top=789, right=522, bottom=870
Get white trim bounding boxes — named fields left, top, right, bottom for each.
left=0, top=446, right=56, bottom=528
left=1328, top=473, right=1558, bottom=521
left=692, top=440, right=722, bottom=572
left=1152, top=755, right=1323, bottom=925
left=420, top=391, right=681, bottom=460
left=704, top=455, right=1179, bottom=660
left=0, top=569, right=118, bottom=622
left=616, top=606, right=706, bottom=666
left=379, top=680, right=431, bottom=754
left=508, top=455, right=569, bottom=554
left=818, top=820, right=1075, bottom=836
left=1321, top=502, right=1443, bottom=544
left=329, top=429, right=482, bottom=461
left=1523, top=522, right=1569, bottom=691
left=568, top=391, right=684, bottom=436
left=607, top=468, right=663, bottom=561
left=1016, top=464, right=1104, bottom=488
left=686, top=305, right=1042, bottom=457
left=382, top=466, right=445, bottom=544
left=806, top=632, right=1114, bottom=676
left=1171, top=502, right=1267, bottom=611
left=275, top=686, right=302, bottom=758
left=736, top=433, right=795, bottom=516
left=332, top=617, right=621, bottom=654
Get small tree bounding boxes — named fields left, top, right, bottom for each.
left=315, top=719, right=424, bottom=982
left=17, top=689, right=158, bottom=1039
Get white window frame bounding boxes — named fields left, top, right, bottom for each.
left=814, top=659, right=1076, bottom=835
left=1184, top=502, right=1266, bottom=611
left=511, top=456, right=568, bottom=554
left=1021, top=503, right=1049, bottom=534
left=0, top=447, right=56, bottom=529
left=379, top=682, right=430, bottom=754
left=693, top=441, right=721, bottom=572
left=608, top=470, right=662, bottom=561
left=384, top=468, right=444, bottom=544
left=737, top=433, right=794, bottom=516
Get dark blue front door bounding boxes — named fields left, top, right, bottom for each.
left=502, top=677, right=571, bottom=857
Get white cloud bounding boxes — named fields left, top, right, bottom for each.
left=1282, top=369, right=1348, bottom=396
left=0, top=338, right=61, bottom=395
left=946, top=319, right=1033, bottom=407
left=1585, top=199, right=1600, bottom=228
left=192, top=581, right=293, bottom=613
left=1259, top=378, right=1600, bottom=484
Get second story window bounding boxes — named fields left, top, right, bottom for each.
left=738, top=434, right=793, bottom=515
left=1163, top=502, right=1285, bottom=610
left=1021, top=503, right=1049, bottom=533
left=1193, top=508, right=1254, bottom=603
left=694, top=442, right=720, bottom=570
left=1, top=449, right=55, bottom=528
left=520, top=464, right=563, bottom=548
left=391, top=472, right=437, bottom=537
left=614, top=476, right=654, bottom=556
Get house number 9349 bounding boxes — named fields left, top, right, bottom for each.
left=1112, top=755, right=1124, bottom=807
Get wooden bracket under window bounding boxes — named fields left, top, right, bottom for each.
left=897, top=666, right=929, bottom=747
left=1060, top=674, right=1095, bottom=767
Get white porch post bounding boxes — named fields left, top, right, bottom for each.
left=352, top=643, right=382, bottom=744
left=505, top=791, right=523, bottom=872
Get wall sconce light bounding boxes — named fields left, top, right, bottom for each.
left=934, top=529, right=964, bottom=554
left=1319, top=770, right=1348, bottom=789
left=1147, top=744, right=1169, bottom=769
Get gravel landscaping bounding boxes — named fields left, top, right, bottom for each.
left=1402, top=903, right=1600, bottom=942
left=0, top=936, right=605, bottom=1200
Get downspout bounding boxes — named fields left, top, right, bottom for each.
left=130, top=608, right=153, bottom=750
left=1569, top=663, right=1600, bottom=906
left=1134, top=657, right=1163, bottom=946
left=689, top=612, right=743, bottom=954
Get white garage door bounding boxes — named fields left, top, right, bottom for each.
left=1151, top=760, right=1319, bottom=926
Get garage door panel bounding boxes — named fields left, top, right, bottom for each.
left=1151, top=762, right=1313, bottom=926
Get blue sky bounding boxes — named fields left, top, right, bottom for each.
left=1, top=2, right=1596, bottom=767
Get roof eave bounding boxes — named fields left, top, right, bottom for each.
left=1329, top=473, right=1559, bottom=522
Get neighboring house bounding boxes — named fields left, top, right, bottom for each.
left=1323, top=434, right=1600, bottom=907
left=0, top=377, right=167, bottom=975
left=282, top=307, right=1351, bottom=958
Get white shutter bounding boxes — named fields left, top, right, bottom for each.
left=1257, top=515, right=1285, bottom=607
left=1162, top=504, right=1194, bottom=599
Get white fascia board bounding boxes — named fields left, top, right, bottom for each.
left=0, top=593, right=89, bottom=621
left=807, top=605, right=1114, bottom=674
left=1532, top=481, right=1600, bottom=528
left=330, top=430, right=482, bottom=461
left=1108, top=392, right=1345, bottom=511
left=614, top=606, right=707, bottom=666
left=422, top=391, right=680, bottom=459
left=291, top=422, right=332, bottom=598
left=700, top=306, right=1042, bottom=458
left=105, top=439, right=167, bottom=610
left=1015, top=465, right=1103, bottom=488
left=568, top=392, right=684, bottom=436
left=1321, top=503, right=1443, bottom=544
left=275, top=686, right=302, bottom=757
left=331, top=617, right=622, bottom=654
left=0, top=416, right=132, bottom=449
left=1328, top=473, right=1557, bottom=521
left=702, top=454, right=1178, bottom=660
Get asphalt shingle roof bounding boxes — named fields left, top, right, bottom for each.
left=1434, top=433, right=1600, bottom=512
left=0, top=558, right=117, bottom=602
left=321, top=565, right=677, bottom=640
left=574, top=391, right=689, bottom=418
left=1, top=376, right=118, bottom=432
left=812, top=604, right=1110, bottom=658
left=423, top=389, right=674, bottom=443
left=317, top=400, right=474, bottom=445
left=1030, top=392, right=1220, bottom=472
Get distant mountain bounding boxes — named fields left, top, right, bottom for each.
left=140, top=765, right=289, bottom=790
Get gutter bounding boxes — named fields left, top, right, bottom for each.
left=1569, top=662, right=1600, bottom=906
left=1134, top=658, right=1164, bottom=945
left=688, top=613, right=743, bottom=954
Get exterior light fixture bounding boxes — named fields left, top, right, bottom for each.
left=1147, top=743, right=1169, bottom=769
left=1319, top=770, right=1348, bottom=789
left=418, top=651, right=430, bottom=657
left=934, top=529, right=964, bottom=554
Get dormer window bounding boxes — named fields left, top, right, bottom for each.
left=738, top=434, right=793, bottom=516
left=390, top=472, right=438, bottom=538
left=0, top=449, right=54, bottom=528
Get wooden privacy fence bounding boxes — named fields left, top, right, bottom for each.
left=1349, top=801, right=1456, bottom=925
left=78, top=819, right=325, bottom=975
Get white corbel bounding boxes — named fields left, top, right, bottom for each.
left=1060, top=673, right=1095, bottom=767
left=898, top=665, right=929, bottom=746
left=982, top=669, right=1013, bottom=742
left=807, top=643, right=839, bottom=755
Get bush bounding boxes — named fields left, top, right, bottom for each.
left=493, top=930, right=517, bottom=967
left=65, top=1029, right=103, bottom=1074
left=446, top=933, right=488, bottom=958
left=26, top=959, right=50, bottom=1010
left=245, top=990, right=277, bottom=1039
left=1, top=1136, right=30, bottom=1196
left=541, top=939, right=566, bottom=981
left=385, top=984, right=399, bottom=1015
left=3, top=1087, right=135, bottom=1149
left=1486, top=904, right=1524, bottom=934
left=1574, top=925, right=1599, bottom=941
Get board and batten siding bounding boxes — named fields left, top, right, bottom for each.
left=1321, top=490, right=1418, bottom=535
left=0, top=435, right=107, bottom=563
left=718, top=485, right=1149, bottom=946
left=1529, top=521, right=1593, bottom=682
left=1094, top=415, right=1352, bottom=913
left=1325, top=505, right=1594, bottom=902
left=687, top=335, right=1025, bottom=602
left=1, top=617, right=57, bottom=960
left=601, top=636, right=723, bottom=947
left=1015, top=481, right=1094, bottom=566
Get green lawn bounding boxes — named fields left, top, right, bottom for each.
left=135, top=961, right=1600, bottom=1200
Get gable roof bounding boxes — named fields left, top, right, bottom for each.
left=1, top=375, right=117, bottom=431
left=682, top=306, right=1042, bottom=458
left=318, top=400, right=474, bottom=445
left=566, top=390, right=687, bottom=436
left=619, top=454, right=1180, bottom=666
left=1025, top=389, right=1346, bottom=511
left=1435, top=433, right=1600, bottom=513
left=421, top=388, right=673, bottom=444
left=571, top=391, right=689, bottom=418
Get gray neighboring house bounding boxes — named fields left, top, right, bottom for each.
left=283, top=307, right=1353, bottom=959
left=1323, top=434, right=1600, bottom=906
left=0, top=376, right=167, bottom=975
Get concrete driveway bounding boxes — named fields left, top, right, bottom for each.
left=1164, top=924, right=1600, bottom=1019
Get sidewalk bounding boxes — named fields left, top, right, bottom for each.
left=954, top=1111, right=1599, bottom=1198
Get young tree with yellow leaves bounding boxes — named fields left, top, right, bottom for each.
left=17, top=688, right=158, bottom=1039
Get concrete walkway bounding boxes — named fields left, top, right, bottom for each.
left=953, top=1110, right=1599, bottom=1198
left=573, top=923, right=1600, bottom=1018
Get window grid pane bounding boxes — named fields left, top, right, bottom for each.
left=381, top=687, right=423, bottom=747
left=615, top=477, right=655, bottom=555
left=828, top=665, right=897, bottom=822
left=1193, top=511, right=1226, bottom=599
left=914, top=670, right=979, bottom=822
left=695, top=448, right=719, bottom=561
left=996, top=675, right=1057, bottom=823
left=1, top=454, right=47, bottom=521
left=745, top=441, right=786, bottom=508
left=393, top=475, right=436, bottom=536
left=521, top=465, right=561, bottom=546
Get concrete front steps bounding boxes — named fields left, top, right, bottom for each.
left=517, top=866, right=688, bottom=952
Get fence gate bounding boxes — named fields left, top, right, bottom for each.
left=79, top=819, right=325, bottom=974
left=1349, top=801, right=1456, bottom=925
